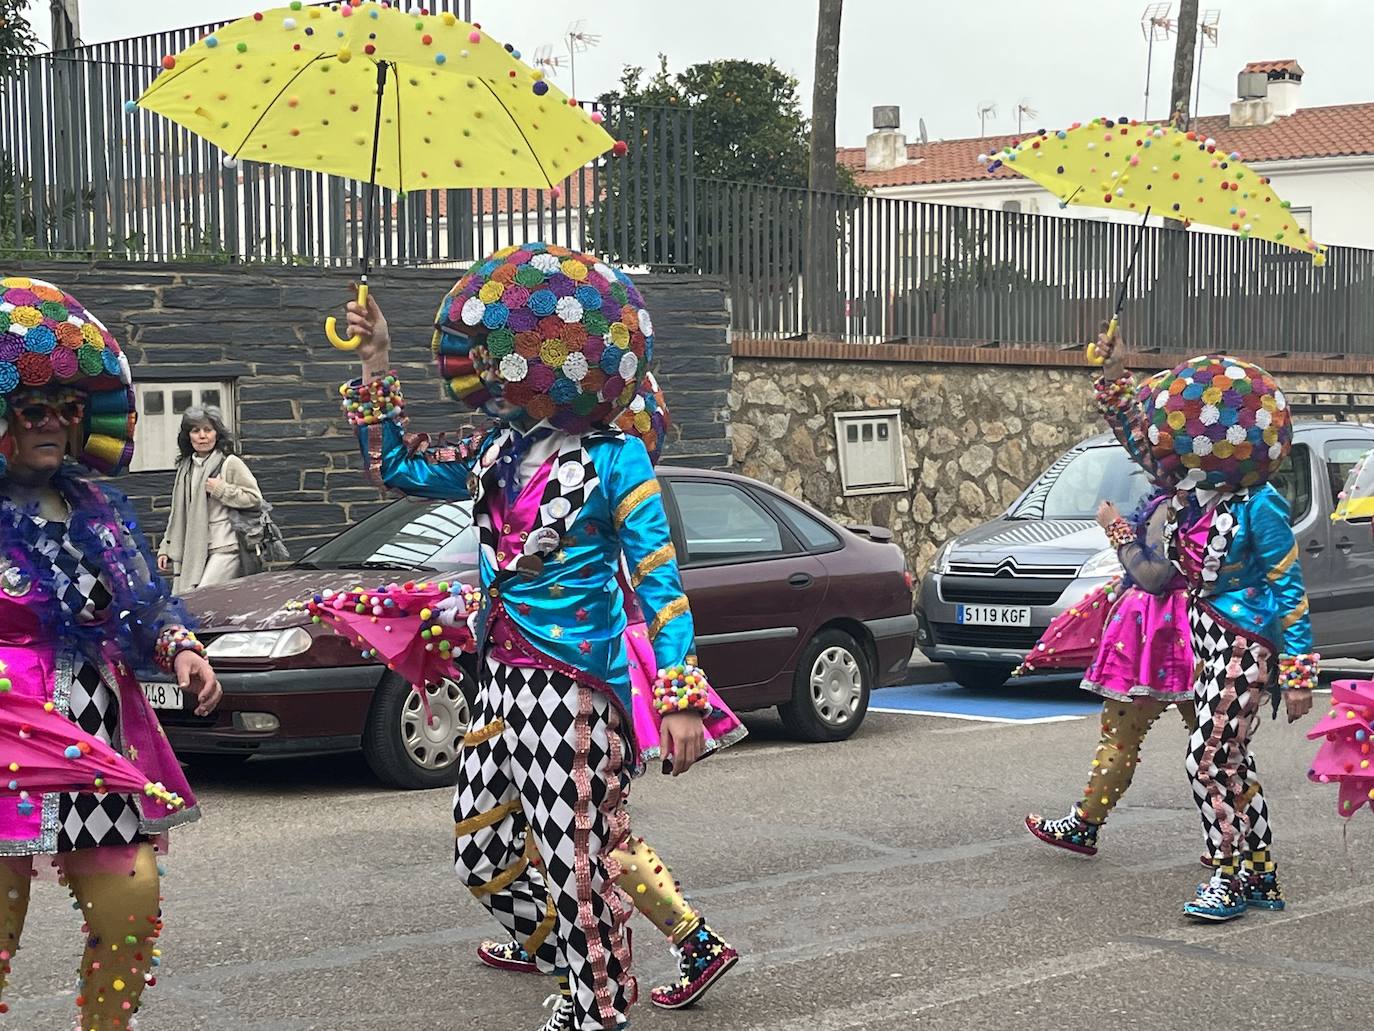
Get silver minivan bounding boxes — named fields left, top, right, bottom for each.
left=916, top=420, right=1374, bottom=689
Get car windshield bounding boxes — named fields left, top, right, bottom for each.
left=1010, top=445, right=1154, bottom=520
left=296, top=499, right=478, bottom=572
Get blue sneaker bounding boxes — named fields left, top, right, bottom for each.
left=1243, top=870, right=1286, bottom=911
left=1184, top=871, right=1247, bottom=922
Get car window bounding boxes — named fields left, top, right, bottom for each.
left=1011, top=446, right=1153, bottom=520
left=1325, top=440, right=1374, bottom=524
left=301, top=499, right=478, bottom=570
left=773, top=498, right=841, bottom=552
left=1267, top=444, right=1312, bottom=525
left=673, top=480, right=786, bottom=564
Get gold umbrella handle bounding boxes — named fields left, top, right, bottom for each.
left=325, top=282, right=369, bottom=351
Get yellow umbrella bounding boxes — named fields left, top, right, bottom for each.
left=137, top=1, right=616, bottom=348
left=982, top=117, right=1156, bottom=214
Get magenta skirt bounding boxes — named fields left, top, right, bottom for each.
left=1081, top=587, right=1194, bottom=701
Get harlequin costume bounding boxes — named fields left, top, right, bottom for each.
left=0, top=277, right=208, bottom=1029
left=341, top=244, right=729, bottom=1030
left=1024, top=360, right=1288, bottom=878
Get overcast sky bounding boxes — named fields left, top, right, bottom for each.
left=26, top=1, right=1373, bottom=144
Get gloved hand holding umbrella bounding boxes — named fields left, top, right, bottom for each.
left=135, top=2, right=619, bottom=350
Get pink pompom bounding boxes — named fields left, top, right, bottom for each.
left=589, top=111, right=605, bottom=124
left=468, top=30, right=481, bottom=43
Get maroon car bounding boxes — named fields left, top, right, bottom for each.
left=153, top=466, right=916, bottom=788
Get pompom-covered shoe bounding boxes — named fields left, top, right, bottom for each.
left=1024, top=807, right=1100, bottom=856
left=650, top=921, right=740, bottom=1010
left=1184, top=871, right=1248, bottom=922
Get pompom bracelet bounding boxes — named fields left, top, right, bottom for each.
left=1278, top=652, right=1319, bottom=693
left=651, top=663, right=712, bottom=717
left=155, top=626, right=206, bottom=673
left=341, top=372, right=405, bottom=426
left=1103, top=517, right=1135, bottom=549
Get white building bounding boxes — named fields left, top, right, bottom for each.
left=844, top=61, right=1371, bottom=251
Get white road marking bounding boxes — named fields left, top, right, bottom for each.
left=869, top=706, right=1088, bottom=725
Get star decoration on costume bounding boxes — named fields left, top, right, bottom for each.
left=585, top=525, right=600, bottom=537
left=575, top=608, right=589, bottom=622
left=549, top=585, right=565, bottom=597
left=550, top=625, right=564, bottom=639
left=556, top=550, right=569, bottom=563
left=126, top=745, right=139, bottom=761
left=579, top=641, right=592, bottom=654
left=517, top=603, right=532, bottom=616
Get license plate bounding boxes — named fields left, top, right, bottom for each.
left=141, top=682, right=184, bottom=710
left=956, top=604, right=1031, bottom=627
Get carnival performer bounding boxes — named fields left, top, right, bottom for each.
left=157, top=404, right=264, bottom=592
left=1093, top=336, right=1314, bottom=922
left=341, top=243, right=716, bottom=1031
left=0, top=276, right=220, bottom=1030
left=471, top=376, right=744, bottom=1011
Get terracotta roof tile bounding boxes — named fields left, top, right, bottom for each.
left=846, top=101, right=1374, bottom=189
left=1245, top=59, right=1304, bottom=77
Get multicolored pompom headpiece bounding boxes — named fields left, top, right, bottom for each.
left=615, top=372, right=671, bottom=466
left=1142, top=355, right=1291, bottom=491
left=0, top=275, right=136, bottom=477
left=431, top=242, right=654, bottom=433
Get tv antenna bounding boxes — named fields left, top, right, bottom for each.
left=533, top=43, right=566, bottom=79
left=917, top=117, right=929, bottom=146
left=1014, top=99, right=1038, bottom=135
left=977, top=101, right=998, bottom=137
left=1141, top=3, right=1175, bottom=121
left=565, top=20, right=601, bottom=100
left=1194, top=9, right=1221, bottom=118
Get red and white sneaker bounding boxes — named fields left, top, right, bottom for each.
left=477, top=939, right=538, bottom=973
left=650, top=922, right=740, bottom=1010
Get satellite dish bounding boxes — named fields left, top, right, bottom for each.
left=918, top=117, right=928, bottom=145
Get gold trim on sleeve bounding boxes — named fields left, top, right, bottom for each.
left=1266, top=543, right=1299, bottom=581
left=469, top=855, right=529, bottom=898
left=648, top=595, right=690, bottom=640
left=614, top=480, right=661, bottom=528
left=523, top=897, right=557, bottom=957
left=631, top=543, right=677, bottom=588
left=1281, top=596, right=1310, bottom=628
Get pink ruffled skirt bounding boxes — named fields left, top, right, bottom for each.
left=1081, top=587, right=1193, bottom=701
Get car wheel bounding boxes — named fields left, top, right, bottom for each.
left=362, top=670, right=474, bottom=789
left=945, top=660, right=1016, bottom=691
left=778, top=629, right=871, bottom=743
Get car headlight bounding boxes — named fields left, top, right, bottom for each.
left=932, top=542, right=953, bottom=575
left=1079, top=548, right=1124, bottom=579
left=205, top=627, right=313, bottom=660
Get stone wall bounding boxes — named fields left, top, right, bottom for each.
left=731, top=340, right=1374, bottom=578
left=11, top=262, right=731, bottom=555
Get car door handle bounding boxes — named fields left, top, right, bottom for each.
left=788, top=572, right=814, bottom=589
left=1337, top=537, right=1354, bottom=554
left=1305, top=539, right=1324, bottom=556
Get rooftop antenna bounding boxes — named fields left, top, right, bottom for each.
left=1014, top=99, right=1038, bottom=135
left=565, top=19, right=601, bottom=100
left=977, top=101, right=998, bottom=137
left=917, top=117, right=928, bottom=146
left=1141, top=3, right=1175, bottom=121
left=533, top=43, right=566, bottom=79
left=1194, top=9, right=1220, bottom=118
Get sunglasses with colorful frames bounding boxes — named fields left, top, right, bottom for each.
left=14, top=398, right=85, bottom=429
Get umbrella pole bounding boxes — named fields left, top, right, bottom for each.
left=325, top=61, right=391, bottom=351
left=1088, top=206, right=1152, bottom=364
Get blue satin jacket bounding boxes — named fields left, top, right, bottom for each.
left=1199, top=484, right=1313, bottom=656
left=358, top=416, right=696, bottom=714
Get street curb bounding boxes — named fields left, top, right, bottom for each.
left=901, top=661, right=953, bottom=686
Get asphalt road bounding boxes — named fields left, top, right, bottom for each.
left=5, top=683, right=1372, bottom=1031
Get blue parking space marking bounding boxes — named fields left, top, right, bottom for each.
left=871, top=679, right=1102, bottom=724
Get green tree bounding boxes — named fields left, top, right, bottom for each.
left=0, top=0, right=38, bottom=75
left=601, top=55, right=860, bottom=191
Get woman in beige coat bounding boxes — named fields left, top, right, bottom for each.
left=157, top=405, right=263, bottom=592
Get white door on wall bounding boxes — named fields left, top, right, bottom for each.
left=129, top=381, right=235, bottom=473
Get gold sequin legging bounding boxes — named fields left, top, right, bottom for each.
left=1079, top=698, right=1198, bottom=824
left=0, top=843, right=161, bottom=1031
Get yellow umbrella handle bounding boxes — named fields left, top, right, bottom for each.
left=1085, top=315, right=1119, bottom=366
left=325, top=283, right=369, bottom=351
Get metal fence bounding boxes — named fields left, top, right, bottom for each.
left=0, top=2, right=695, bottom=269
left=697, top=178, right=1374, bottom=355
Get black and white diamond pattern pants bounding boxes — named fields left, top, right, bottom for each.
left=454, top=656, right=634, bottom=1030
left=1185, top=606, right=1274, bottom=870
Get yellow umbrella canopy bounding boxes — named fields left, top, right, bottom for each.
left=982, top=117, right=1156, bottom=214
left=1117, top=126, right=1326, bottom=263
left=137, top=1, right=615, bottom=192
